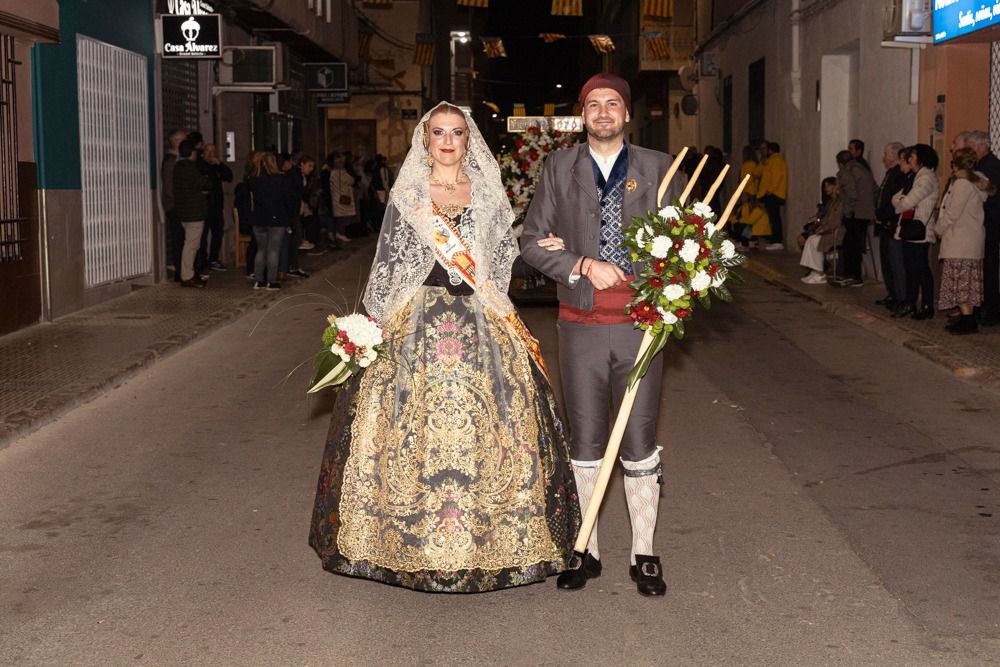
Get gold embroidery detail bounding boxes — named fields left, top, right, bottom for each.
left=336, top=292, right=561, bottom=572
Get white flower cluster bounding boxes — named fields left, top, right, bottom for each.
left=330, top=314, right=383, bottom=368
left=500, top=127, right=575, bottom=219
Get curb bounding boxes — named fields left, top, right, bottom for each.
left=0, top=245, right=367, bottom=450
left=742, top=259, right=1000, bottom=395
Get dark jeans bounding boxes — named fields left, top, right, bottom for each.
left=842, top=217, right=870, bottom=282
left=883, top=234, right=907, bottom=302
left=983, top=217, right=1000, bottom=317
left=902, top=241, right=934, bottom=310
left=760, top=194, right=784, bottom=244
left=253, top=226, right=285, bottom=284
left=199, top=207, right=224, bottom=265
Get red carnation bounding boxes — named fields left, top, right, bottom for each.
left=529, top=150, right=539, bottom=161
left=688, top=215, right=703, bottom=226
left=515, top=139, right=525, bottom=149
left=676, top=308, right=691, bottom=319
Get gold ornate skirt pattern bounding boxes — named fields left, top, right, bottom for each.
left=309, top=287, right=580, bottom=592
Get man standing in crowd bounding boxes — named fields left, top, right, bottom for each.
left=758, top=140, right=788, bottom=250
left=967, top=130, right=1000, bottom=326
left=849, top=138, right=871, bottom=171
left=161, top=129, right=186, bottom=282
left=874, top=142, right=908, bottom=308
left=521, top=73, right=685, bottom=598
left=198, top=143, right=233, bottom=273
left=834, top=149, right=878, bottom=287
left=172, top=138, right=210, bottom=288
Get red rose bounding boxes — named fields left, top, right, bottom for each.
left=337, top=330, right=349, bottom=342
left=343, top=341, right=358, bottom=355
left=676, top=308, right=691, bottom=319
left=529, top=150, right=539, bottom=161
left=515, top=139, right=525, bottom=149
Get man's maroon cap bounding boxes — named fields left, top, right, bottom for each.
left=578, top=73, right=631, bottom=113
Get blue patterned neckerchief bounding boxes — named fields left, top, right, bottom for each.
left=591, top=144, right=632, bottom=272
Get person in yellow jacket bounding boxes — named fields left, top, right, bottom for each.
left=757, top=140, right=788, bottom=250
left=737, top=145, right=770, bottom=248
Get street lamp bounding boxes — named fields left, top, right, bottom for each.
left=450, top=30, right=471, bottom=102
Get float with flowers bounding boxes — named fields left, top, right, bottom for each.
left=499, top=124, right=576, bottom=227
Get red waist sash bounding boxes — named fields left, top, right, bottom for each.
left=558, top=278, right=634, bottom=325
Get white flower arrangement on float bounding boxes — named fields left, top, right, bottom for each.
left=499, top=125, right=576, bottom=228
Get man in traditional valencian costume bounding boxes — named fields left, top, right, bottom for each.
left=521, top=73, right=683, bottom=596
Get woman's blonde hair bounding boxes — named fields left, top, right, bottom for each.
left=953, top=147, right=997, bottom=194
left=249, top=151, right=281, bottom=177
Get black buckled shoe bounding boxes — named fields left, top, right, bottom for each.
left=556, top=550, right=602, bottom=590
left=629, top=555, right=667, bottom=597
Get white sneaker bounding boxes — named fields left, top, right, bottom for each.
left=298, top=240, right=315, bottom=250
left=765, top=243, right=785, bottom=251
left=335, top=233, right=351, bottom=244
left=800, top=272, right=827, bottom=284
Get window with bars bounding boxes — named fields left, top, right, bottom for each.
left=76, top=35, right=153, bottom=287
left=0, top=33, right=23, bottom=264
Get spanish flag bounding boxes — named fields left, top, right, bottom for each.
left=513, top=103, right=526, bottom=117
left=551, top=0, right=583, bottom=16
left=589, top=34, right=615, bottom=54
left=413, top=33, right=435, bottom=66
left=642, top=0, right=673, bottom=18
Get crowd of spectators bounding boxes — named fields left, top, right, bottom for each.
left=160, top=131, right=393, bottom=291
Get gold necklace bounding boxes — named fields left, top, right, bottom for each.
left=430, top=171, right=467, bottom=193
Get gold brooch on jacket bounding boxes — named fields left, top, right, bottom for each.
left=626, top=179, right=637, bottom=192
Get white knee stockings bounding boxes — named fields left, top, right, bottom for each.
left=571, top=461, right=601, bottom=560
left=622, top=449, right=662, bottom=566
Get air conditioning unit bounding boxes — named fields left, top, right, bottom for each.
left=882, top=0, right=931, bottom=41
left=218, top=46, right=281, bottom=86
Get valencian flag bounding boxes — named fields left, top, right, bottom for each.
left=589, top=34, right=615, bottom=54
left=513, top=103, right=526, bottom=117
left=359, top=23, right=374, bottom=60
left=457, top=0, right=489, bottom=6
left=413, top=33, right=435, bottom=65
left=643, top=0, right=674, bottom=18
left=482, top=37, right=507, bottom=58
left=644, top=32, right=670, bottom=59
left=539, top=32, right=567, bottom=43
left=551, top=0, right=583, bottom=16
left=544, top=103, right=556, bottom=116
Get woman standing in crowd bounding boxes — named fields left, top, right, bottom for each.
left=309, top=102, right=580, bottom=592
left=329, top=151, right=355, bottom=245
left=936, top=147, right=996, bottom=334
left=736, top=144, right=770, bottom=249
left=892, top=144, right=940, bottom=320
left=798, top=177, right=842, bottom=284
left=249, top=151, right=298, bottom=291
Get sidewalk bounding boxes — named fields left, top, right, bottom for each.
left=743, top=247, right=1000, bottom=393
left=0, top=242, right=371, bottom=449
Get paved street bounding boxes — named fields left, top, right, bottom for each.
left=2, top=247, right=999, bottom=666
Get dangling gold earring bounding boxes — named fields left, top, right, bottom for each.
left=427, top=155, right=434, bottom=167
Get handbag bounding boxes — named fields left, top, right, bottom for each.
left=338, top=194, right=352, bottom=206
left=897, top=209, right=925, bottom=241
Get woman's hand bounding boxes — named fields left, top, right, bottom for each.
left=536, top=232, right=566, bottom=252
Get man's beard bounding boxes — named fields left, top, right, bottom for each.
left=586, top=123, right=624, bottom=140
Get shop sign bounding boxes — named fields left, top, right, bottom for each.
left=933, top=0, right=1000, bottom=43
left=304, top=63, right=348, bottom=92
left=160, top=13, right=222, bottom=58
left=315, top=91, right=351, bottom=106
left=506, top=116, right=583, bottom=133
left=164, top=0, right=215, bottom=15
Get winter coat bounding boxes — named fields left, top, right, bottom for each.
left=172, top=158, right=210, bottom=222
left=936, top=175, right=989, bottom=259
left=837, top=159, right=877, bottom=221
left=248, top=173, right=298, bottom=228
left=892, top=167, right=939, bottom=244
left=758, top=152, right=788, bottom=200
left=330, top=168, right=357, bottom=217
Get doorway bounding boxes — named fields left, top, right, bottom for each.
left=820, top=42, right=860, bottom=178
left=325, top=119, right=376, bottom=163
left=748, top=58, right=765, bottom=143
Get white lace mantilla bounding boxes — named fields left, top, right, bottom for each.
left=363, top=102, right=517, bottom=323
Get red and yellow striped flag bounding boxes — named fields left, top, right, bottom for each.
left=413, top=33, right=435, bottom=65
left=543, top=103, right=556, bottom=116
left=513, top=103, right=526, bottom=117
left=644, top=32, right=670, bottom=59
left=482, top=37, right=507, bottom=58
left=457, top=0, right=489, bottom=6
left=551, top=0, right=583, bottom=16
left=642, top=0, right=673, bottom=18
left=589, top=34, right=615, bottom=54
left=539, top=32, right=567, bottom=43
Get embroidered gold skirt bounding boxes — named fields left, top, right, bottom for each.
left=309, top=287, right=580, bottom=592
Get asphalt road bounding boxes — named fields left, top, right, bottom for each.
left=1, top=249, right=998, bottom=666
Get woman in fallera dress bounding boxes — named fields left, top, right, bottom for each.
left=309, top=102, right=581, bottom=592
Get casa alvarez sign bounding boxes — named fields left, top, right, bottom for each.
left=160, top=13, right=222, bottom=58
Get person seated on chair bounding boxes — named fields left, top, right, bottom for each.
left=799, top=177, right=842, bottom=284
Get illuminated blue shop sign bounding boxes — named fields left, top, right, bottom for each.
left=934, top=0, right=1000, bottom=43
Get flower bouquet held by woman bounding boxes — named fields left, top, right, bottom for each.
left=308, top=102, right=581, bottom=593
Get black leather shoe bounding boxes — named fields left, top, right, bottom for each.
left=556, top=551, right=601, bottom=590
left=629, top=555, right=667, bottom=597
left=891, top=305, right=915, bottom=318
left=912, top=307, right=934, bottom=321
left=875, top=297, right=892, bottom=306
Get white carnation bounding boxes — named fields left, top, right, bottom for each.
left=721, top=239, right=737, bottom=260
left=704, top=221, right=717, bottom=237
left=663, top=284, right=686, bottom=301
left=679, top=239, right=701, bottom=264
left=358, top=356, right=372, bottom=368
left=658, top=205, right=682, bottom=220
left=691, top=270, right=712, bottom=292
left=650, top=236, right=673, bottom=258
left=661, top=310, right=678, bottom=324
left=692, top=201, right=714, bottom=219
left=336, top=314, right=383, bottom=348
